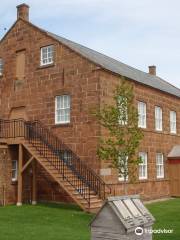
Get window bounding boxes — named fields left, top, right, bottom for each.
left=118, top=155, right=128, bottom=181
left=170, top=111, right=176, bottom=134
left=60, top=150, right=72, bottom=166
left=118, top=96, right=128, bottom=125
left=155, top=106, right=162, bottom=131
left=0, top=58, right=3, bottom=76
left=16, top=51, right=25, bottom=80
left=156, top=153, right=164, bottom=178
left=55, top=95, right=70, bottom=124
left=12, top=160, right=18, bottom=181
left=139, top=152, right=148, bottom=180
left=40, top=45, right=54, bottom=66
left=138, top=102, right=146, bottom=128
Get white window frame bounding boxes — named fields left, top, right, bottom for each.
left=61, top=150, right=72, bottom=166
left=138, top=101, right=147, bottom=128
left=55, top=95, right=70, bottom=124
left=155, top=106, right=162, bottom=131
left=40, top=45, right=54, bottom=66
left=170, top=111, right=176, bottom=134
left=0, top=58, right=3, bottom=76
left=118, top=156, right=128, bottom=181
left=139, top=152, right=148, bottom=180
left=12, top=160, right=18, bottom=182
left=156, top=153, right=164, bottom=179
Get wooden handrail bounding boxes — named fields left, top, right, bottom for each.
left=0, top=118, right=112, bottom=206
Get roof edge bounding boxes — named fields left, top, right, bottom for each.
left=1, top=18, right=179, bottom=98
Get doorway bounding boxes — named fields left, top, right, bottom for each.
left=168, top=146, right=180, bottom=197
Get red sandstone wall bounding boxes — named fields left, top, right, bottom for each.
left=0, top=18, right=179, bottom=203
left=0, top=19, right=101, bottom=171
left=99, top=70, right=180, bottom=199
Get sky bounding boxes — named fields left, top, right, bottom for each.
left=0, top=0, right=180, bottom=88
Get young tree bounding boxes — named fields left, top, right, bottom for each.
left=93, top=79, right=143, bottom=194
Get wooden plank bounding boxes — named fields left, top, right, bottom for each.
left=32, top=160, right=37, bottom=205
left=22, top=142, right=91, bottom=212
left=17, top=144, right=23, bottom=206
left=21, top=156, right=34, bottom=173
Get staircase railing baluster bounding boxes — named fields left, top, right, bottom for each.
left=0, top=119, right=112, bottom=207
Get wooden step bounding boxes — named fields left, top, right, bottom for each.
left=22, top=140, right=107, bottom=213
left=80, top=198, right=102, bottom=205
left=87, top=206, right=102, bottom=213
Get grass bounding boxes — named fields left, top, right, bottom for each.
left=0, top=203, right=93, bottom=240
left=146, top=198, right=180, bottom=240
left=0, top=199, right=179, bottom=240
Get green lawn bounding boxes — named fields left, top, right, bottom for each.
left=0, top=199, right=179, bottom=240
left=146, top=198, right=180, bottom=240
left=0, top=203, right=92, bottom=240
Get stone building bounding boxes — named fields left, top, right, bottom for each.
left=0, top=4, right=179, bottom=212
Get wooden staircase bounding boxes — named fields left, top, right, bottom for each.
left=0, top=119, right=111, bottom=212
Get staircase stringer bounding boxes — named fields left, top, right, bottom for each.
left=22, top=142, right=88, bottom=212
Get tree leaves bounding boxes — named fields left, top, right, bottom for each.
left=93, top=78, right=144, bottom=191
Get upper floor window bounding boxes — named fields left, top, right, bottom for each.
left=156, top=153, right=164, bottom=179
left=139, top=152, right=148, bottom=180
left=155, top=106, right=162, bottom=131
left=138, top=101, right=146, bottom=128
left=40, top=45, right=54, bottom=66
left=0, top=58, right=3, bottom=76
left=170, top=111, right=176, bottom=134
left=55, top=95, right=70, bottom=124
left=12, top=160, right=18, bottom=181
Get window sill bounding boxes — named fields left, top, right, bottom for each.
left=139, top=126, right=147, bottom=129
left=139, top=179, right=148, bottom=183
left=156, top=177, right=165, bottom=181
left=169, top=132, right=177, bottom=136
left=37, top=63, right=55, bottom=70
left=155, top=129, right=163, bottom=132
left=118, top=179, right=129, bottom=183
left=52, top=123, right=73, bottom=128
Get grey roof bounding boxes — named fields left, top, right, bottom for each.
left=168, top=145, right=180, bottom=158
left=47, top=31, right=180, bottom=98
left=90, top=195, right=155, bottom=233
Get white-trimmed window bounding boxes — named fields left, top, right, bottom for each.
left=118, top=155, right=128, bottom=181
left=138, top=101, right=146, bottom=128
left=61, top=150, right=72, bottom=166
left=0, top=58, right=3, bottom=76
left=55, top=95, right=70, bottom=124
left=118, top=96, right=128, bottom=125
left=156, top=153, right=164, bottom=179
left=40, top=45, right=54, bottom=66
left=170, top=111, right=176, bottom=134
left=155, top=106, right=162, bottom=131
left=12, top=160, right=18, bottom=181
left=139, top=152, right=148, bottom=180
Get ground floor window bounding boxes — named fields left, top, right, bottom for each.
left=12, top=160, right=18, bottom=181
left=156, top=153, right=164, bottom=178
left=139, top=152, right=148, bottom=180
left=60, top=150, right=72, bottom=166
left=118, top=155, right=128, bottom=181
